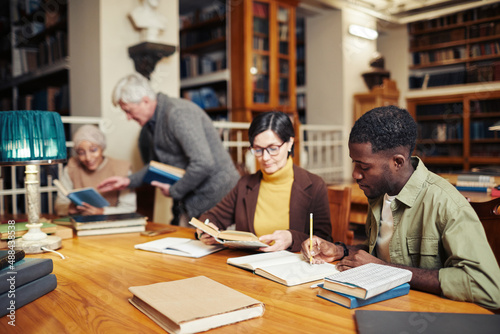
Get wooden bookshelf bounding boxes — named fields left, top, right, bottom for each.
left=407, top=91, right=500, bottom=172
left=0, top=0, right=69, bottom=115
left=408, top=3, right=500, bottom=89
left=179, top=3, right=229, bottom=121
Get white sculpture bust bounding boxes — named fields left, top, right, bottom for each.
left=129, top=0, right=167, bottom=42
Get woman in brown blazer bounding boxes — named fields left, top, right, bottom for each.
left=197, top=112, right=332, bottom=252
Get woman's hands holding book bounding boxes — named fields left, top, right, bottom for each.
left=258, top=230, right=292, bottom=252
left=197, top=222, right=219, bottom=245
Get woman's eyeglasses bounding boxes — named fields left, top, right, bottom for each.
left=249, top=142, right=286, bottom=157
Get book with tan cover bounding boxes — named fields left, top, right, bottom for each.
left=128, top=276, right=265, bottom=334
left=189, top=218, right=269, bottom=248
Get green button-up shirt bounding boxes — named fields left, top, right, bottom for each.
left=365, top=157, right=500, bottom=309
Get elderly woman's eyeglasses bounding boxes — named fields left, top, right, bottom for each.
left=249, top=142, right=286, bottom=157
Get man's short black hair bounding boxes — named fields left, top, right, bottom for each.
left=349, top=105, right=417, bottom=156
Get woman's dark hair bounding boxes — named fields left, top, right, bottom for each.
left=248, top=111, right=295, bottom=156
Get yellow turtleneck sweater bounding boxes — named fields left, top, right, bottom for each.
left=253, top=157, right=294, bottom=236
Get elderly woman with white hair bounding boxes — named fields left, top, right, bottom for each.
left=54, top=125, right=137, bottom=216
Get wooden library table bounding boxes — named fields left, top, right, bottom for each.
left=1, top=223, right=492, bottom=333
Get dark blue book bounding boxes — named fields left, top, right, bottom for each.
left=0, top=250, right=25, bottom=270
left=0, top=258, right=53, bottom=294
left=317, top=283, right=410, bottom=309
left=0, top=274, right=57, bottom=317
left=143, top=161, right=185, bottom=185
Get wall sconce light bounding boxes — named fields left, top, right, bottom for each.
left=349, top=24, right=378, bottom=40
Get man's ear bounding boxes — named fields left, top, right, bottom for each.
left=393, top=154, right=406, bottom=170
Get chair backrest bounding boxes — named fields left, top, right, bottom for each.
left=328, top=186, right=353, bottom=245
left=470, top=197, right=500, bottom=265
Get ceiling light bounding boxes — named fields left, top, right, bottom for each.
left=349, top=24, right=378, bottom=40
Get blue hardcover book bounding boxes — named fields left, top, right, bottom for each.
left=53, top=179, right=110, bottom=208
left=0, top=273, right=57, bottom=317
left=0, top=258, right=54, bottom=294
left=317, top=283, right=410, bottom=309
left=455, top=185, right=490, bottom=193
left=143, top=161, right=185, bottom=185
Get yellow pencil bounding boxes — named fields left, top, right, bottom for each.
left=309, top=213, right=313, bottom=264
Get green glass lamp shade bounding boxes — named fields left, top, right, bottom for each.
left=0, top=110, right=67, bottom=165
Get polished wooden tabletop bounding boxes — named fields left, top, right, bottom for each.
left=1, top=223, right=492, bottom=333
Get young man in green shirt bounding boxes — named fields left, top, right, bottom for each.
left=302, top=105, right=500, bottom=309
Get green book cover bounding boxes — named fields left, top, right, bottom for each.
left=0, top=221, right=58, bottom=239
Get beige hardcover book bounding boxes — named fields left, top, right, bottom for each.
left=128, top=276, right=264, bottom=334
left=189, top=218, right=268, bottom=248
left=227, top=250, right=339, bottom=286
left=323, top=263, right=412, bottom=299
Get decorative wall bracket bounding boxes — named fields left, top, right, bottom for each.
left=128, top=42, right=176, bottom=79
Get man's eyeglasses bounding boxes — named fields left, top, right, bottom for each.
left=249, top=142, right=286, bottom=157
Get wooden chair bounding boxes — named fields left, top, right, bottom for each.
left=470, top=197, right=500, bottom=265
left=328, top=186, right=354, bottom=245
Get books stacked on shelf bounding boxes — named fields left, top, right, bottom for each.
left=54, top=212, right=148, bottom=237
left=0, top=250, right=57, bottom=317
left=179, top=3, right=226, bottom=29
left=317, top=263, right=412, bottom=309
left=182, top=86, right=224, bottom=110
left=129, top=276, right=264, bottom=333
left=180, top=52, right=227, bottom=79
left=179, top=26, right=225, bottom=49
left=455, top=174, right=497, bottom=193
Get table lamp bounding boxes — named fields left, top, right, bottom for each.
left=0, top=110, right=67, bottom=253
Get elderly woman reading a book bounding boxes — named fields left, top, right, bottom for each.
left=54, top=125, right=136, bottom=216
left=197, top=111, right=332, bottom=252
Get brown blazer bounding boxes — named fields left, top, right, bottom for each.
left=199, top=164, right=332, bottom=252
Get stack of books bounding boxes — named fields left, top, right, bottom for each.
left=317, top=263, right=412, bottom=309
left=0, top=250, right=57, bottom=316
left=53, top=212, right=147, bottom=237
left=0, top=219, right=73, bottom=248
left=455, top=174, right=497, bottom=193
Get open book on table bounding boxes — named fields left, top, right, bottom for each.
left=53, top=179, right=109, bottom=208
left=143, top=160, right=185, bottom=185
left=189, top=217, right=269, bottom=249
left=323, top=263, right=412, bottom=299
left=134, top=237, right=225, bottom=258
left=227, top=250, right=339, bottom=286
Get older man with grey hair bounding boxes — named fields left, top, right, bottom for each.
left=99, top=73, right=240, bottom=225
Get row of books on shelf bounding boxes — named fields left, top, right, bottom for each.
left=279, top=41, right=289, bottom=55
left=416, top=103, right=462, bottom=116
left=253, top=2, right=269, bottom=19
left=470, top=42, right=500, bottom=57
left=408, top=4, right=500, bottom=33
left=253, top=92, right=269, bottom=104
left=16, top=84, right=70, bottom=113
left=182, top=86, right=225, bottom=110
left=410, top=28, right=465, bottom=48
left=180, top=26, right=225, bottom=49
left=279, top=78, right=288, bottom=93
left=418, top=122, right=463, bottom=141
left=253, top=75, right=269, bottom=90
left=412, top=47, right=465, bottom=66
left=415, top=144, right=462, bottom=157
left=252, top=54, right=269, bottom=74
left=470, top=99, right=500, bottom=113
left=0, top=250, right=57, bottom=317
left=471, top=120, right=500, bottom=140
left=297, top=65, right=305, bottom=86
left=253, top=17, right=269, bottom=35
left=296, top=44, right=305, bottom=61
left=469, top=22, right=500, bottom=39
left=13, top=30, right=67, bottom=77
left=253, top=36, right=269, bottom=51
left=409, top=62, right=500, bottom=88
left=179, top=3, right=226, bottom=29
left=470, top=144, right=500, bottom=158
left=297, top=93, right=306, bottom=109
left=180, top=53, right=226, bottom=79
